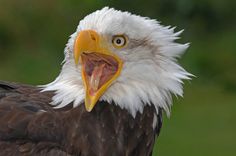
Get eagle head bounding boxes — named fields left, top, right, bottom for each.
left=43, top=7, right=192, bottom=117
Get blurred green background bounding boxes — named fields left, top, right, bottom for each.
left=0, top=0, right=235, bottom=155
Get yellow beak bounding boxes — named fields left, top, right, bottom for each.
left=74, top=30, right=123, bottom=112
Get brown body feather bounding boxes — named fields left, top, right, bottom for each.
left=0, top=81, right=162, bottom=156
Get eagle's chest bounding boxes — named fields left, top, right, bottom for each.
left=64, top=101, right=161, bottom=156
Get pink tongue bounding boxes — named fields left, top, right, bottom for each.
left=89, top=64, right=105, bottom=95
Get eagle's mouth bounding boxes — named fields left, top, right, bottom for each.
left=74, top=29, right=123, bottom=112
left=80, top=52, right=119, bottom=96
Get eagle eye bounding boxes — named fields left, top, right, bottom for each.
left=112, top=35, right=127, bottom=48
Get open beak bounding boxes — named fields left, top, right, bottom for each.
left=74, top=30, right=123, bottom=112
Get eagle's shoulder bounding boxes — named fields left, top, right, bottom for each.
left=0, top=81, right=70, bottom=155
left=0, top=80, right=53, bottom=107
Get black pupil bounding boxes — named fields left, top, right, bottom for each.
left=116, top=38, right=122, bottom=44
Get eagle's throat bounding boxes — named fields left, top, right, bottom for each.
left=81, top=52, right=119, bottom=96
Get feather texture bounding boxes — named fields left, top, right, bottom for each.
left=0, top=81, right=161, bottom=156
left=43, top=7, right=192, bottom=117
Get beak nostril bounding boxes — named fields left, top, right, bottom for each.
left=91, top=34, right=96, bottom=41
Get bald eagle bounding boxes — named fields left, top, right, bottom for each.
left=0, top=7, right=191, bottom=156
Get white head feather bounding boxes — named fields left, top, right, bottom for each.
left=42, top=7, right=192, bottom=117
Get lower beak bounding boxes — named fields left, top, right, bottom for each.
left=74, top=30, right=123, bottom=112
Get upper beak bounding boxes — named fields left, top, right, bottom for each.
left=74, top=30, right=123, bottom=112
